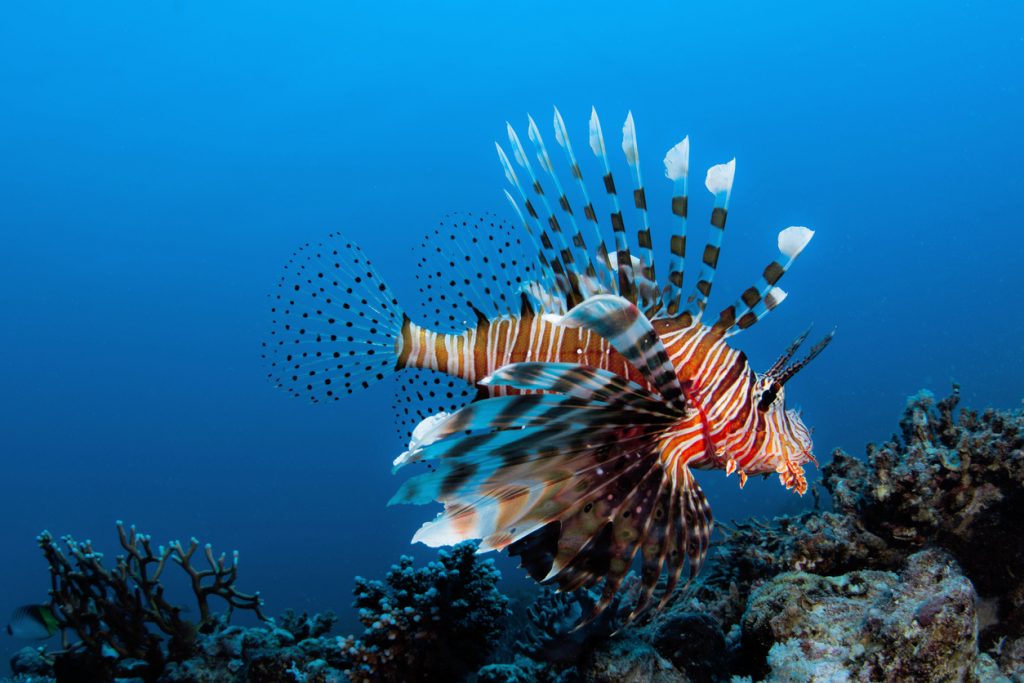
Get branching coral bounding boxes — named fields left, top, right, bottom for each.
left=340, top=540, right=510, bottom=683
left=39, top=521, right=266, bottom=681
left=514, top=584, right=628, bottom=669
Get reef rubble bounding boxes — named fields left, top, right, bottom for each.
left=6, top=386, right=1023, bottom=682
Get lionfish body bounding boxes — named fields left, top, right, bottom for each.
left=266, top=108, right=832, bottom=620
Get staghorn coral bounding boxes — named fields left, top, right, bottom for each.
left=340, top=540, right=510, bottom=683
left=38, top=521, right=267, bottom=682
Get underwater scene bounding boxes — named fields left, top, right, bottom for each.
left=2, top=2, right=1023, bottom=682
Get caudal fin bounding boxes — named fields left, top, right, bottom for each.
left=263, top=233, right=405, bottom=403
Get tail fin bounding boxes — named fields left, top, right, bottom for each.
left=263, top=234, right=404, bottom=403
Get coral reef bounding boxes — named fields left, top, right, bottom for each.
left=6, top=387, right=1023, bottom=682
left=742, top=549, right=978, bottom=682
left=823, top=386, right=1024, bottom=645
left=340, top=540, right=510, bottom=683
left=27, top=521, right=266, bottom=682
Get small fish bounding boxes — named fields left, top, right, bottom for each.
left=265, top=107, right=833, bottom=622
left=6, top=604, right=59, bottom=640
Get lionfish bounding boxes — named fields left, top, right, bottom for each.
left=265, top=107, right=833, bottom=621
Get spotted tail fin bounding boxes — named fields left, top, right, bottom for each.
left=263, top=234, right=405, bottom=402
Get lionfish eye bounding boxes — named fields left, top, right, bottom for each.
left=757, top=387, right=777, bottom=412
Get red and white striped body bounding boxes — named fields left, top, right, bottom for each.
left=398, top=310, right=814, bottom=493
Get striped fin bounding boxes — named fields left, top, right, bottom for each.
left=656, top=466, right=713, bottom=610
left=589, top=108, right=637, bottom=303
left=555, top=295, right=686, bottom=409
left=497, top=143, right=569, bottom=306
left=621, top=112, right=662, bottom=314
left=571, top=460, right=666, bottom=623
left=390, top=357, right=713, bottom=622
left=526, top=115, right=602, bottom=300
left=482, top=362, right=676, bottom=418
left=686, top=159, right=736, bottom=318
left=553, top=107, right=615, bottom=290
left=623, top=473, right=675, bottom=620
left=661, top=137, right=690, bottom=318
left=393, top=392, right=672, bottom=471
left=714, top=226, right=815, bottom=335
left=506, top=123, right=584, bottom=305
left=405, top=428, right=662, bottom=550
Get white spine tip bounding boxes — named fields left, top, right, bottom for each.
left=705, top=158, right=736, bottom=195
left=588, top=108, right=604, bottom=157
left=778, top=226, right=815, bottom=259
left=553, top=107, right=567, bottom=147
left=768, top=287, right=788, bottom=306
left=621, top=111, right=638, bottom=164
left=506, top=123, right=527, bottom=166
left=663, top=136, right=690, bottom=180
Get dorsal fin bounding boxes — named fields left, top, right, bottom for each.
left=553, top=107, right=615, bottom=291
left=497, top=145, right=565, bottom=302
left=621, top=112, right=662, bottom=315
left=713, top=225, right=815, bottom=336
left=589, top=108, right=638, bottom=304
left=526, top=115, right=602, bottom=300
left=506, top=123, right=584, bottom=306
left=661, top=136, right=690, bottom=318
left=686, top=159, right=736, bottom=318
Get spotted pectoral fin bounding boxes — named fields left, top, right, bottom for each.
left=657, top=466, right=713, bottom=611
left=505, top=456, right=713, bottom=626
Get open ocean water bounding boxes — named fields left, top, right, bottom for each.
left=1, top=1, right=1022, bottom=676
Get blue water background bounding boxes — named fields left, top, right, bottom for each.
left=2, top=1, right=1022, bottom=668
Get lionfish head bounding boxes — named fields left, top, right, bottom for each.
left=751, top=327, right=835, bottom=494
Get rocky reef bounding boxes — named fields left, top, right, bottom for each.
left=6, top=386, right=1023, bottom=682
